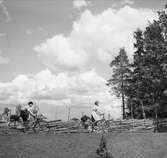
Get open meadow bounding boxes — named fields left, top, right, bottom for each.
left=0, top=132, right=167, bottom=158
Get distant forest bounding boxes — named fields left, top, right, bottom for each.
left=107, top=5, right=167, bottom=119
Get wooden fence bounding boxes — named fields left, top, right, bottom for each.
left=1, top=118, right=167, bottom=134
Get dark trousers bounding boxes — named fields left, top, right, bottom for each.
left=91, top=115, right=98, bottom=126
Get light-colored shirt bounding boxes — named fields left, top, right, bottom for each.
left=91, top=105, right=103, bottom=121
left=24, top=105, right=39, bottom=117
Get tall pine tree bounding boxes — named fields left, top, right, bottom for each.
left=126, top=29, right=147, bottom=119
left=107, top=48, right=131, bottom=119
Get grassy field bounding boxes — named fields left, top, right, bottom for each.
left=0, top=132, right=167, bottom=158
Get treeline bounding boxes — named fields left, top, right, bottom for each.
left=107, top=6, right=167, bottom=119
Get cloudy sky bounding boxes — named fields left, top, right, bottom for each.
left=0, top=0, right=166, bottom=120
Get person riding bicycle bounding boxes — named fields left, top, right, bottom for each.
left=91, top=101, right=104, bottom=126
left=24, top=101, right=39, bottom=122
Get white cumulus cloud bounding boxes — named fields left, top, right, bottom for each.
left=35, top=6, right=156, bottom=72
left=70, top=6, right=156, bottom=61
left=73, top=0, right=90, bottom=9
left=0, top=69, right=122, bottom=119
left=35, top=34, right=87, bottom=71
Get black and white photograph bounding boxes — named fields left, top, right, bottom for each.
left=0, top=0, right=167, bottom=157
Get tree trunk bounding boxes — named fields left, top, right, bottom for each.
left=122, top=82, right=125, bottom=119
left=120, top=51, right=125, bottom=120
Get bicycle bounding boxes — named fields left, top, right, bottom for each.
left=29, top=114, right=50, bottom=133
left=79, top=114, right=111, bottom=133
left=91, top=115, right=110, bottom=133
left=14, top=114, right=49, bottom=133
